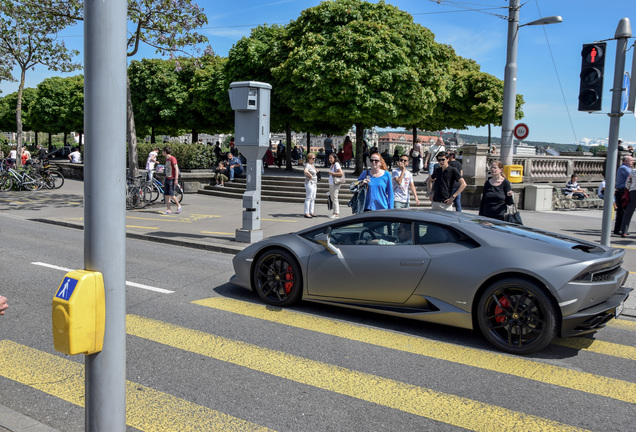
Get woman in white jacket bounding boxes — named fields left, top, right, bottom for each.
left=327, top=153, right=344, bottom=218
left=303, top=153, right=318, bottom=218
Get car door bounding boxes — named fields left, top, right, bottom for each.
left=306, top=220, right=431, bottom=303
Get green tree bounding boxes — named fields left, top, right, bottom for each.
left=28, top=75, right=83, bottom=147
left=224, top=24, right=311, bottom=170
left=129, top=58, right=186, bottom=141
left=0, top=0, right=80, bottom=165
left=24, top=0, right=210, bottom=175
left=273, top=0, right=453, bottom=174
left=0, top=87, right=36, bottom=132
left=421, top=54, right=524, bottom=144
left=0, top=50, right=15, bottom=88
left=189, top=55, right=233, bottom=138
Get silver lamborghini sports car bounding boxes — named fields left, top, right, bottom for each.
left=230, top=209, right=631, bottom=354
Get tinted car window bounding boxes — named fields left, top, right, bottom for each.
left=301, top=226, right=329, bottom=242
left=416, top=222, right=458, bottom=244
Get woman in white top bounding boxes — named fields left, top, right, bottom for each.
left=304, top=152, right=318, bottom=218
left=327, top=153, right=344, bottom=218
left=146, top=147, right=159, bottom=180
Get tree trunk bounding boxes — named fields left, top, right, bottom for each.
left=127, top=77, right=139, bottom=177
left=35, top=131, right=39, bottom=147
left=151, top=127, right=156, bottom=144
left=354, top=123, right=365, bottom=176
left=48, top=133, right=52, bottom=149
left=192, top=129, right=198, bottom=143
left=15, top=68, right=26, bottom=167
left=63, top=132, right=68, bottom=146
left=488, top=124, right=492, bottom=146
left=285, top=123, right=293, bottom=171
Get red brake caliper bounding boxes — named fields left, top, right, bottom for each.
left=495, top=297, right=510, bottom=324
left=284, top=265, right=293, bottom=294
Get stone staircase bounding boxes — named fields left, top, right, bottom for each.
left=198, top=173, right=431, bottom=206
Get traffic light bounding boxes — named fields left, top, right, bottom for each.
left=578, top=43, right=607, bottom=112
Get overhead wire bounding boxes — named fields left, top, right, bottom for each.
left=424, top=0, right=508, bottom=20
left=532, top=0, right=578, bottom=143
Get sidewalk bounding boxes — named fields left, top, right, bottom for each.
left=0, top=177, right=635, bottom=432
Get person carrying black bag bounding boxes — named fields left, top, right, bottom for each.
left=479, top=160, right=515, bottom=221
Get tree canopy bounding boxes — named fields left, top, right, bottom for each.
left=28, top=75, right=83, bottom=140
left=1, top=0, right=522, bottom=169
left=0, top=0, right=80, bottom=163
left=275, top=0, right=452, bottom=130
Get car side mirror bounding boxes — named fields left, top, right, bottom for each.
left=316, top=233, right=339, bottom=255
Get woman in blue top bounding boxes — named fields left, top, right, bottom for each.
left=358, top=152, right=394, bottom=211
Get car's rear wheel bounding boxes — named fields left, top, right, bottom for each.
left=477, top=278, right=557, bottom=354
left=253, top=248, right=302, bottom=307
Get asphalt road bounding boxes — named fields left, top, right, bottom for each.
left=0, top=181, right=635, bottom=431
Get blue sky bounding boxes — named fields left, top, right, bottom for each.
left=1, top=0, right=635, bottom=144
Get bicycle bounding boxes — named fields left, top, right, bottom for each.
left=126, top=175, right=150, bottom=210
left=140, top=173, right=183, bottom=204
left=38, top=161, right=65, bottom=189
left=1, top=159, right=44, bottom=191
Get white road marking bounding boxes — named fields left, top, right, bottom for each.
left=32, top=262, right=174, bottom=294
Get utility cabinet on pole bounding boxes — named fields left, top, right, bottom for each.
left=228, top=81, right=272, bottom=243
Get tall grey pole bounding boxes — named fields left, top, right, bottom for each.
left=84, top=1, right=128, bottom=430
left=500, top=0, right=520, bottom=166
left=601, top=18, right=632, bottom=246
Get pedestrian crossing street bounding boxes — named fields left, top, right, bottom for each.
left=1, top=297, right=635, bottom=431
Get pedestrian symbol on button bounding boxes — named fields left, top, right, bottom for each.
left=56, top=277, right=78, bottom=301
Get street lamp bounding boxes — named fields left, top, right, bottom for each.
left=500, top=0, right=562, bottom=166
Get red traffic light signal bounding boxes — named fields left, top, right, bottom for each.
left=578, top=43, right=606, bottom=112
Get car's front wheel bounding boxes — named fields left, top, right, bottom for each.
left=253, top=248, right=302, bottom=307
left=477, top=278, right=557, bottom=354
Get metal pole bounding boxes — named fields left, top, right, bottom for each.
left=601, top=18, right=632, bottom=246
left=500, top=0, right=520, bottom=166
left=84, top=0, right=128, bottom=430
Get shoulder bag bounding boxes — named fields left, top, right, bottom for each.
left=334, top=171, right=346, bottom=185
left=504, top=194, right=523, bottom=225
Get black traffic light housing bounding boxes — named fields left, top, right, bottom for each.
left=578, top=42, right=607, bottom=112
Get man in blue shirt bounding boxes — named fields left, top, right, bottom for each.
left=614, top=155, right=633, bottom=235
left=227, top=152, right=244, bottom=181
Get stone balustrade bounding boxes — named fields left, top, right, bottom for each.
left=459, top=144, right=613, bottom=209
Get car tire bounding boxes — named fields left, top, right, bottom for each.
left=477, top=278, right=557, bottom=354
left=253, top=248, right=303, bottom=307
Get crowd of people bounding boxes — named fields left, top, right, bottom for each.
left=297, top=134, right=522, bottom=220
left=136, top=135, right=518, bottom=221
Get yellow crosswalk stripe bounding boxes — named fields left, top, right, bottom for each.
left=127, top=314, right=589, bottom=432
left=607, top=318, right=636, bottom=331
left=554, top=337, right=636, bottom=360
left=0, top=340, right=274, bottom=432
left=192, top=297, right=636, bottom=404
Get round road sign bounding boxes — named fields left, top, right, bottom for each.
left=513, top=123, right=529, bottom=140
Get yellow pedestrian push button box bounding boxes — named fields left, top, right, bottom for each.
left=52, top=270, right=105, bottom=355
left=504, top=165, right=523, bottom=183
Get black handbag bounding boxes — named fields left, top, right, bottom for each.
left=504, top=203, right=523, bottom=225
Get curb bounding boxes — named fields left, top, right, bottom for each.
left=0, top=404, right=60, bottom=432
